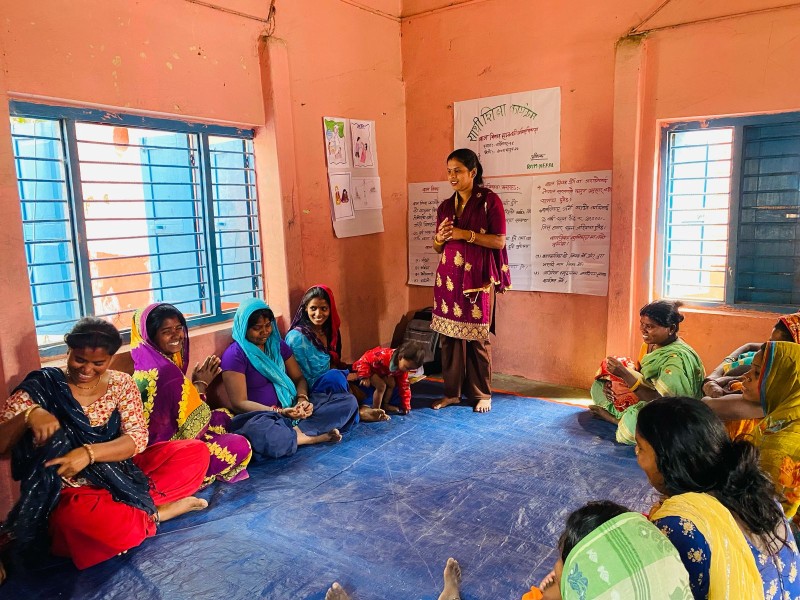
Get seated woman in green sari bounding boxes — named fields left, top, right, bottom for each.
left=589, top=300, right=705, bottom=445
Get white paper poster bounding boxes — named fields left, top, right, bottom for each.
left=407, top=182, right=449, bottom=286
left=328, top=173, right=355, bottom=221
left=352, top=177, right=383, bottom=210
left=454, top=87, right=561, bottom=177
left=407, top=171, right=611, bottom=295
left=322, top=116, right=384, bottom=237
left=350, top=119, right=377, bottom=168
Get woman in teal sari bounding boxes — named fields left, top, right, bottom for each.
left=589, top=300, right=704, bottom=445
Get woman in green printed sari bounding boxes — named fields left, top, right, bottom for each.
left=589, top=300, right=705, bottom=445
left=531, top=501, right=692, bottom=600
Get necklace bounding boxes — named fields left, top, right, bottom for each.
left=67, top=370, right=103, bottom=392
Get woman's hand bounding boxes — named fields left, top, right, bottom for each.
left=281, top=401, right=313, bottom=420
left=605, top=356, right=635, bottom=384
left=45, top=447, right=91, bottom=478
left=192, top=355, right=222, bottom=389
left=435, top=218, right=453, bottom=244
left=702, top=380, right=725, bottom=398
left=27, top=407, right=61, bottom=446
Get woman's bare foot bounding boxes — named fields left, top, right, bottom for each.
left=382, top=404, right=401, bottom=414
left=437, top=557, right=462, bottom=600
left=588, top=405, right=619, bottom=425
left=359, top=406, right=390, bottom=422
left=474, top=398, right=491, bottom=413
left=157, top=496, right=208, bottom=523
left=432, top=397, right=460, bottom=410
left=296, top=428, right=343, bottom=446
left=326, top=581, right=351, bottom=600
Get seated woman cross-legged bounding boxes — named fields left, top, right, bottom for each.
left=221, top=298, right=359, bottom=459
left=703, top=311, right=799, bottom=439
left=589, top=300, right=705, bottom=445
left=0, top=318, right=209, bottom=574
left=131, top=303, right=252, bottom=486
left=636, top=396, right=800, bottom=599
left=285, top=285, right=388, bottom=423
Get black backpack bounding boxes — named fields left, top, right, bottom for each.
left=402, top=307, right=441, bottom=375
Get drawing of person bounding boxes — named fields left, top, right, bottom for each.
left=354, top=137, right=362, bottom=159
left=334, top=186, right=341, bottom=205
left=361, top=143, right=368, bottom=165
left=341, top=189, right=350, bottom=204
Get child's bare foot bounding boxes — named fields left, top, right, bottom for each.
left=474, top=398, right=491, bottom=413
left=382, top=404, right=401, bottom=414
left=325, top=581, right=351, bottom=600
left=437, top=557, right=462, bottom=600
left=432, top=397, right=460, bottom=410
left=588, top=405, right=619, bottom=425
left=157, top=496, right=208, bottom=523
left=359, top=406, right=390, bottom=422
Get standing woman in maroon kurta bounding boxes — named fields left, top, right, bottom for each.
left=431, top=148, right=511, bottom=412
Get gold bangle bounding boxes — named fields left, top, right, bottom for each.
left=467, top=230, right=476, bottom=243
left=433, top=236, right=444, bottom=246
left=83, top=443, right=96, bottom=465
left=23, top=405, right=40, bottom=426
left=193, top=379, right=208, bottom=389
left=629, top=379, right=641, bottom=392
left=297, top=393, right=309, bottom=401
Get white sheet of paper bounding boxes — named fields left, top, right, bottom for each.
left=352, top=177, right=383, bottom=210
left=323, top=117, right=350, bottom=168
left=350, top=119, right=376, bottom=168
left=328, top=172, right=356, bottom=221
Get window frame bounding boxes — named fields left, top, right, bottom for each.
left=9, top=101, right=262, bottom=356
left=657, top=111, right=800, bottom=313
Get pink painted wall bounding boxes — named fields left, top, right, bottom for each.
left=403, top=0, right=800, bottom=387
left=0, top=0, right=406, bottom=515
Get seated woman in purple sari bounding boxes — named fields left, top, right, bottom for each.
left=221, top=298, right=359, bottom=460
left=132, top=303, right=252, bottom=486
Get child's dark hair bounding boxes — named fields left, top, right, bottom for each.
left=447, top=148, right=484, bottom=186
left=637, top=396, right=786, bottom=550
left=64, top=317, right=123, bottom=355
left=774, top=318, right=793, bottom=341
left=247, top=308, right=275, bottom=329
left=558, top=501, right=629, bottom=562
left=395, top=340, right=426, bottom=368
left=145, top=304, right=186, bottom=342
left=639, top=299, right=684, bottom=332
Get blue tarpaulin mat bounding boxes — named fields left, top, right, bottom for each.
left=1, top=380, right=653, bottom=599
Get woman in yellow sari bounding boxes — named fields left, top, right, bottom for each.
left=741, top=341, right=800, bottom=523
left=636, top=396, right=799, bottom=599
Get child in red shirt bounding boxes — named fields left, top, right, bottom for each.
left=351, top=341, right=426, bottom=415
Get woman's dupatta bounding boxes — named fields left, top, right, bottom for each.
left=751, top=341, right=800, bottom=519
left=131, top=303, right=210, bottom=443
left=650, top=493, right=763, bottom=599
left=4, top=368, right=154, bottom=548
left=232, top=298, right=296, bottom=408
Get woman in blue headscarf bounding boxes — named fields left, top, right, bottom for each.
left=221, top=298, right=359, bottom=459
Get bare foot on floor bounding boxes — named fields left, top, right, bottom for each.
left=437, top=557, right=462, bottom=600
left=326, top=429, right=343, bottom=443
left=588, top=405, right=620, bottom=425
left=359, top=406, right=390, bottom=422
left=473, top=398, right=492, bottom=413
left=382, top=404, right=401, bottom=414
left=432, top=397, right=461, bottom=410
left=157, top=496, right=208, bottom=523
left=326, top=581, right=351, bottom=600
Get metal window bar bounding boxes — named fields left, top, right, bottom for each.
left=662, top=128, right=734, bottom=303
left=11, top=107, right=263, bottom=354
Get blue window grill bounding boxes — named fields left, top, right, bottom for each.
left=660, top=113, right=800, bottom=311
left=9, top=102, right=263, bottom=354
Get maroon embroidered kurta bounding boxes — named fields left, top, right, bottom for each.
left=431, top=186, right=510, bottom=341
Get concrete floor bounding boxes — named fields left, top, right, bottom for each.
left=424, top=372, right=592, bottom=406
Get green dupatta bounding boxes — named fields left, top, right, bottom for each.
left=561, top=512, right=693, bottom=600
left=639, top=338, right=704, bottom=398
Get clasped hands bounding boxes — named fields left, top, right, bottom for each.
left=604, top=356, right=637, bottom=387
left=434, top=218, right=470, bottom=245
left=280, top=399, right=313, bottom=420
